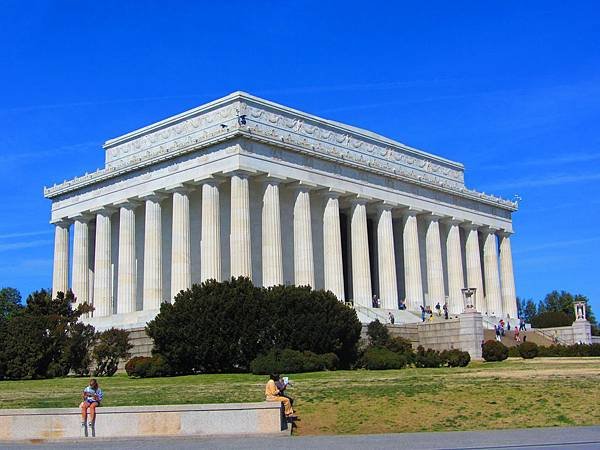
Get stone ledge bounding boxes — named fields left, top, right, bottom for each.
left=0, top=402, right=286, bottom=441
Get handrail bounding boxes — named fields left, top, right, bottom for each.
left=533, top=327, right=570, bottom=345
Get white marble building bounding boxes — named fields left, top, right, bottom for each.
left=45, top=92, right=518, bottom=328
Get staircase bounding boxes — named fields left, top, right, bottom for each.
left=354, top=305, right=422, bottom=325
left=482, top=328, right=556, bottom=347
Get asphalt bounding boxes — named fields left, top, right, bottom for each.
left=2, top=426, right=599, bottom=450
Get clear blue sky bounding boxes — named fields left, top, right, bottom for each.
left=1, top=1, right=599, bottom=314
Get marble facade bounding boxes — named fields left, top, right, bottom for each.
left=45, top=92, right=519, bottom=327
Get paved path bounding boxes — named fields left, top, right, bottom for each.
left=3, top=426, right=599, bottom=449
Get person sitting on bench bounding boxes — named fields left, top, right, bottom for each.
left=265, top=373, right=295, bottom=418
left=80, top=378, right=103, bottom=431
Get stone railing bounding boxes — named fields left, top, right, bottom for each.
left=0, top=402, right=287, bottom=442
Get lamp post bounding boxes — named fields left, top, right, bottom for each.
left=461, top=287, right=477, bottom=312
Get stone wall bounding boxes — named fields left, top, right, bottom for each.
left=536, top=320, right=592, bottom=345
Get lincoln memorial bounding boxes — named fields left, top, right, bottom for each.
left=45, top=92, right=518, bottom=329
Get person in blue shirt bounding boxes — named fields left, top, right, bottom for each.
left=80, top=378, right=103, bottom=431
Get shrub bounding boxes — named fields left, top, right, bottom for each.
left=366, top=320, right=390, bottom=347
left=414, top=346, right=444, bottom=368
left=537, top=343, right=600, bottom=357
left=508, top=346, right=520, bottom=357
left=125, top=355, right=171, bottom=378
left=250, top=349, right=338, bottom=374
left=92, top=328, right=132, bottom=377
left=482, top=340, right=508, bottom=362
left=441, top=349, right=471, bottom=367
left=518, top=341, right=539, bottom=359
left=359, top=346, right=408, bottom=370
left=531, top=311, right=573, bottom=328
left=147, top=278, right=361, bottom=374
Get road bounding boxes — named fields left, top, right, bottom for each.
left=3, top=426, right=599, bottom=450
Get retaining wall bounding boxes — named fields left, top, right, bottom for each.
left=0, top=402, right=286, bottom=442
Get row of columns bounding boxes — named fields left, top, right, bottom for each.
left=52, top=174, right=518, bottom=319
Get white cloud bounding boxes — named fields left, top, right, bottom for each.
left=482, top=172, right=600, bottom=191
left=0, top=239, right=53, bottom=252
left=0, top=230, right=52, bottom=239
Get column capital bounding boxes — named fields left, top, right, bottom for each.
left=348, top=194, right=373, bottom=206
left=321, top=187, right=347, bottom=199
left=497, top=229, right=513, bottom=238
left=440, top=216, right=463, bottom=226
left=138, top=191, right=168, bottom=203
left=113, top=199, right=142, bottom=210
left=193, top=174, right=226, bottom=186
left=50, top=217, right=72, bottom=226
left=423, top=212, right=444, bottom=222
left=256, top=173, right=288, bottom=186
left=289, top=180, right=319, bottom=193
left=90, top=205, right=117, bottom=217
left=223, top=168, right=258, bottom=179
left=402, top=206, right=422, bottom=217
left=69, top=212, right=94, bottom=223
left=461, top=221, right=482, bottom=231
left=480, top=225, right=500, bottom=235
left=375, top=200, right=398, bottom=212
left=163, top=183, right=195, bottom=195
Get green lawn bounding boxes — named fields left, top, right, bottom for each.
left=1, top=358, right=599, bottom=435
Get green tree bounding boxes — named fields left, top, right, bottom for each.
left=0, top=287, right=23, bottom=321
left=0, top=289, right=95, bottom=379
left=92, top=328, right=132, bottom=377
left=518, top=297, right=537, bottom=324
left=538, top=291, right=597, bottom=328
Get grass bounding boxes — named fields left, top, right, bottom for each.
left=1, top=357, right=599, bottom=435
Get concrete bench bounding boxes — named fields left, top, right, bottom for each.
left=0, top=402, right=287, bottom=441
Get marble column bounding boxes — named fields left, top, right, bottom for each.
left=52, top=220, right=70, bottom=298
left=93, top=209, right=113, bottom=317
left=444, top=218, right=465, bottom=315
left=72, top=216, right=90, bottom=307
left=376, top=204, right=398, bottom=309
left=323, top=192, right=345, bottom=301
left=463, top=223, right=485, bottom=313
left=117, top=202, right=137, bottom=314
left=171, top=187, right=192, bottom=298
left=262, top=179, right=283, bottom=287
left=499, top=231, right=518, bottom=319
left=482, top=228, right=503, bottom=317
left=230, top=173, right=252, bottom=278
left=350, top=198, right=371, bottom=307
left=142, top=195, right=163, bottom=310
left=293, top=186, right=315, bottom=287
left=201, top=179, right=222, bottom=282
left=425, top=214, right=445, bottom=308
left=403, top=209, right=423, bottom=310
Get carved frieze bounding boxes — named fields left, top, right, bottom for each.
left=44, top=93, right=516, bottom=211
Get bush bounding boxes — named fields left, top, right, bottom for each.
left=359, top=346, right=408, bottom=370
left=441, top=349, right=471, bottom=367
left=531, top=311, right=573, bottom=328
left=147, top=278, right=361, bottom=374
left=125, top=355, right=171, bottom=378
left=92, top=328, right=132, bottom=377
left=250, top=349, right=338, bottom=374
left=508, top=346, right=520, bottom=357
left=366, top=320, right=390, bottom=347
left=537, top=343, right=600, bottom=357
left=482, top=340, right=509, bottom=362
left=414, top=346, right=444, bottom=368
left=518, top=341, right=539, bottom=359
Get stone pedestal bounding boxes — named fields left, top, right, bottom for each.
left=572, top=320, right=592, bottom=344
left=458, top=310, right=484, bottom=360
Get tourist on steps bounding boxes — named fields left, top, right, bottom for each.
left=80, top=379, right=103, bottom=434
left=265, top=374, right=295, bottom=418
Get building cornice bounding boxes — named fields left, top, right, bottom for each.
left=43, top=92, right=517, bottom=211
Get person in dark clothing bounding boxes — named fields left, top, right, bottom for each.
left=443, top=302, right=449, bottom=320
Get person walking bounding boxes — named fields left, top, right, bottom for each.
left=443, top=302, right=449, bottom=320
left=495, top=325, right=501, bottom=342
left=514, top=326, right=521, bottom=343
left=435, top=302, right=441, bottom=316
left=420, top=305, right=426, bottom=322
left=388, top=312, right=395, bottom=324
